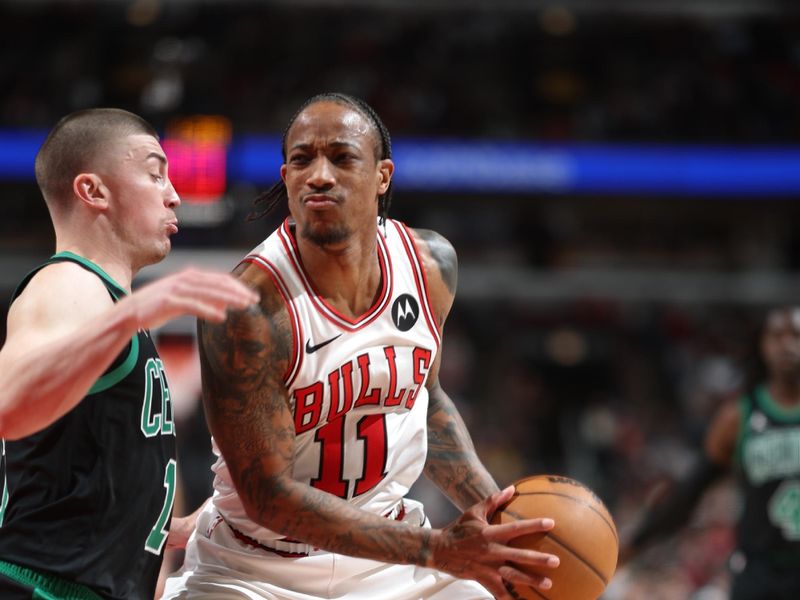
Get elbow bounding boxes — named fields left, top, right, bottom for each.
left=0, top=388, right=34, bottom=440
left=0, top=410, right=23, bottom=441
left=241, top=501, right=270, bottom=529
left=236, top=473, right=296, bottom=533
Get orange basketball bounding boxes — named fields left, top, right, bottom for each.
left=490, top=474, right=619, bottom=600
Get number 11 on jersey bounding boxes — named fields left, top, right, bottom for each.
left=310, top=414, right=388, bottom=499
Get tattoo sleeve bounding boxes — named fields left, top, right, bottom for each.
left=425, top=381, right=500, bottom=511
left=197, top=265, right=434, bottom=567
left=413, top=229, right=500, bottom=510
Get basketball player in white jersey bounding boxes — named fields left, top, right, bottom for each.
left=162, top=93, right=560, bottom=600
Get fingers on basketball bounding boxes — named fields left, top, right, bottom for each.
left=490, top=475, right=619, bottom=600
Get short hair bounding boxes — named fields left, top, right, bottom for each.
left=250, top=92, right=394, bottom=225
left=741, top=305, right=800, bottom=391
left=35, top=108, right=158, bottom=207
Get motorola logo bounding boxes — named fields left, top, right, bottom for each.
left=391, top=294, right=419, bottom=331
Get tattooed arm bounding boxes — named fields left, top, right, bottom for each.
left=199, top=262, right=428, bottom=562
left=412, top=229, right=500, bottom=510
left=199, top=258, right=557, bottom=599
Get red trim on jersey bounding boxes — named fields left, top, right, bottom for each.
left=390, top=221, right=442, bottom=348
left=240, top=256, right=303, bottom=386
left=227, top=505, right=406, bottom=558
left=276, top=219, right=394, bottom=332
left=227, top=523, right=313, bottom=558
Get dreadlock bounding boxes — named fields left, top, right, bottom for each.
left=248, top=92, right=394, bottom=227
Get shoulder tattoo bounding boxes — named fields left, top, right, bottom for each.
left=414, top=228, right=458, bottom=295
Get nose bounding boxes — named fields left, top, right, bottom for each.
left=165, top=180, right=181, bottom=208
left=307, top=157, right=335, bottom=190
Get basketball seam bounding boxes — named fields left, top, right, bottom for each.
left=510, top=491, right=619, bottom=544
left=505, top=579, right=550, bottom=600
left=504, top=505, right=612, bottom=586
left=504, top=507, right=610, bottom=588
left=548, top=530, right=608, bottom=586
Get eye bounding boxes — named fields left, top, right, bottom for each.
left=288, top=153, right=310, bottom=165
left=334, top=152, right=357, bottom=164
left=151, top=173, right=169, bottom=188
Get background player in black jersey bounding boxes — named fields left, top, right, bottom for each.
left=620, top=306, right=800, bottom=600
left=0, top=108, right=258, bottom=600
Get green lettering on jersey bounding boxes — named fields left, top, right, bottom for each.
left=145, top=459, right=177, bottom=555
left=743, top=428, right=800, bottom=485
left=158, top=360, right=174, bottom=436
left=768, top=479, right=800, bottom=541
left=140, top=358, right=174, bottom=438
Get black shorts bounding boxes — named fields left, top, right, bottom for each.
left=0, top=563, right=103, bottom=600
left=0, top=572, right=36, bottom=599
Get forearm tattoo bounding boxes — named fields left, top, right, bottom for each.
left=414, top=229, right=498, bottom=510
left=425, top=386, right=499, bottom=510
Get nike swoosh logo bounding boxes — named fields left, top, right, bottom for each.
left=305, top=334, right=343, bottom=354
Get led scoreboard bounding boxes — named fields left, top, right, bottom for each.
left=163, top=115, right=232, bottom=224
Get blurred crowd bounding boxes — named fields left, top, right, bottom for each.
left=2, top=2, right=800, bottom=598
left=1, top=3, right=799, bottom=143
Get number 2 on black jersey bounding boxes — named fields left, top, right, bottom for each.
left=144, top=459, right=176, bottom=555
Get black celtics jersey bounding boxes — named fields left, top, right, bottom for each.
left=0, top=252, right=177, bottom=599
left=734, top=384, right=800, bottom=562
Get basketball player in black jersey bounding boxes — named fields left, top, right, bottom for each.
left=621, top=306, right=800, bottom=599
left=0, top=108, right=258, bottom=599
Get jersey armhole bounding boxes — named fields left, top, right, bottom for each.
left=11, top=256, right=137, bottom=395
left=87, top=334, right=140, bottom=395
left=733, top=393, right=753, bottom=467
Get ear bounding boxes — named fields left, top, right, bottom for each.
left=280, top=163, right=288, bottom=184
left=73, top=173, right=110, bottom=210
left=377, top=159, right=394, bottom=195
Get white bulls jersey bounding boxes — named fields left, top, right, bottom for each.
left=211, top=218, right=441, bottom=542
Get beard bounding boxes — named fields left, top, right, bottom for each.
left=300, top=220, right=351, bottom=247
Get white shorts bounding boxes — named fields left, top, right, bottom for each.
left=161, top=500, right=491, bottom=600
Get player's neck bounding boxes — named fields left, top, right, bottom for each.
left=54, top=232, right=135, bottom=292
left=296, top=231, right=382, bottom=318
left=767, top=377, right=800, bottom=407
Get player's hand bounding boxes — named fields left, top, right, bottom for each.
left=121, top=267, right=260, bottom=330
left=166, top=514, right=195, bottom=550
left=430, top=485, right=559, bottom=600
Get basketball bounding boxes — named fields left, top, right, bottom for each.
left=490, top=475, right=619, bottom=600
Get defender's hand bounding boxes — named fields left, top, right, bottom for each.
left=122, top=268, right=260, bottom=330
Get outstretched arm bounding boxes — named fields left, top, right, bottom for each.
left=412, top=228, right=500, bottom=510
left=619, top=399, right=739, bottom=562
left=0, top=264, right=257, bottom=439
left=200, top=261, right=558, bottom=600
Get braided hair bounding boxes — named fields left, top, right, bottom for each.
left=249, top=92, right=394, bottom=226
